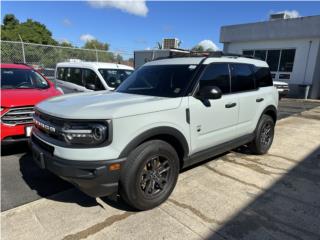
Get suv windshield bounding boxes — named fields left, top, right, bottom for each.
left=116, top=65, right=197, bottom=97
left=1, top=68, right=49, bottom=89
left=98, top=69, right=133, bottom=89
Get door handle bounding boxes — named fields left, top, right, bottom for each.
left=256, top=98, right=264, bottom=102
left=225, top=103, right=237, bottom=108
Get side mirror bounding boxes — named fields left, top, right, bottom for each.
left=198, top=86, right=222, bottom=100
left=86, top=83, right=96, bottom=91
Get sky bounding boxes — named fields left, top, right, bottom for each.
left=2, top=1, right=320, bottom=58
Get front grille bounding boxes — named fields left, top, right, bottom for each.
left=34, top=111, right=65, bottom=141
left=1, top=107, right=34, bottom=125
left=31, top=134, right=54, bottom=154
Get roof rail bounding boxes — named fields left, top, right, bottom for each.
left=151, top=51, right=261, bottom=61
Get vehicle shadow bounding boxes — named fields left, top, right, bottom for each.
left=205, top=146, right=320, bottom=240
left=1, top=142, right=29, bottom=156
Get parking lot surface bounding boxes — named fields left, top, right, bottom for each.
left=1, top=98, right=320, bottom=240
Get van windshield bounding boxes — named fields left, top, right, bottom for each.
left=116, top=64, right=197, bottom=97
left=98, top=69, right=133, bottom=89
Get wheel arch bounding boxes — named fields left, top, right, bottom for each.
left=262, top=105, right=277, bottom=123
left=119, top=126, right=189, bottom=168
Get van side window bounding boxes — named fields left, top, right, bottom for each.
left=83, top=69, right=104, bottom=90
left=230, top=64, right=255, bottom=93
left=199, top=63, right=230, bottom=94
left=57, top=67, right=65, bottom=80
left=255, top=67, right=273, bottom=87
left=66, top=68, right=83, bottom=86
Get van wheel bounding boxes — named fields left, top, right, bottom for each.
left=120, top=140, right=179, bottom=210
left=249, top=114, right=275, bottom=155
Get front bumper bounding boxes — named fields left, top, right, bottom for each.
left=1, top=123, right=32, bottom=144
left=30, top=134, right=126, bottom=197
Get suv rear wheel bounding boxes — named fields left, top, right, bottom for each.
left=249, top=114, right=275, bottom=155
left=120, top=140, right=179, bottom=210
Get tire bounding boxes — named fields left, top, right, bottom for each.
left=120, top=140, right=180, bottom=210
left=249, top=114, right=275, bottom=155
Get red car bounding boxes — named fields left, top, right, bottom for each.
left=1, top=63, right=62, bottom=145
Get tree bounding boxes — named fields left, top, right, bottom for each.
left=156, top=42, right=162, bottom=49
left=3, top=14, right=19, bottom=27
left=191, top=45, right=204, bottom=52
left=1, top=14, right=57, bottom=45
left=59, top=41, right=73, bottom=47
left=83, top=39, right=109, bottom=51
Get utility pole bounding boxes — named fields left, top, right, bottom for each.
left=18, top=34, right=26, bottom=63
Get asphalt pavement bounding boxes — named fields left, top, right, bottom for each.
left=1, top=98, right=320, bottom=212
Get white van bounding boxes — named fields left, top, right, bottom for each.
left=55, top=61, right=134, bottom=93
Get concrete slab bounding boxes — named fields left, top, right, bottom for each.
left=2, top=104, right=320, bottom=240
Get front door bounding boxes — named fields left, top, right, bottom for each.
left=188, top=63, right=239, bottom=154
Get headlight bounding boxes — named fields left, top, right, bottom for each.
left=62, top=123, right=108, bottom=146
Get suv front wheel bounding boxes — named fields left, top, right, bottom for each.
left=249, top=114, right=275, bottom=155
left=120, top=140, right=180, bottom=210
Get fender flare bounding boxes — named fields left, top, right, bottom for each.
left=119, top=126, right=189, bottom=158
left=261, top=105, right=277, bottom=123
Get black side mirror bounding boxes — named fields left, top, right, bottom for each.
left=198, top=86, right=222, bottom=100
left=86, top=83, right=96, bottom=91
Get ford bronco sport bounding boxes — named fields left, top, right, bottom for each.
left=31, top=54, right=278, bottom=210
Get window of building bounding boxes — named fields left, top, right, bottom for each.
left=243, top=50, right=254, bottom=57
left=230, top=64, right=255, bottom=93
left=255, top=67, right=273, bottom=87
left=266, top=50, right=281, bottom=72
left=199, top=63, right=231, bottom=94
left=279, top=49, right=295, bottom=72
left=83, top=69, right=104, bottom=90
left=254, top=50, right=267, bottom=61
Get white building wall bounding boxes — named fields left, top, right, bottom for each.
left=224, top=38, right=320, bottom=86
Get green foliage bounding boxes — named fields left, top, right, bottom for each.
left=1, top=14, right=57, bottom=45
left=191, top=45, right=205, bottom=52
left=83, top=40, right=109, bottom=51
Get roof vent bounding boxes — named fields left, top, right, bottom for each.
left=270, top=12, right=294, bottom=21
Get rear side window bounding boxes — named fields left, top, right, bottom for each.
left=56, top=67, right=83, bottom=86
left=199, top=63, right=230, bottom=94
left=255, top=67, right=273, bottom=87
left=230, top=64, right=255, bottom=93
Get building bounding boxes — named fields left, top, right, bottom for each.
left=162, top=38, right=180, bottom=49
left=220, top=15, right=320, bottom=99
left=134, top=49, right=189, bottom=69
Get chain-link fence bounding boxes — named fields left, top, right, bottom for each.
left=0, top=40, right=133, bottom=79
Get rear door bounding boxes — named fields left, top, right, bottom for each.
left=229, top=63, right=260, bottom=135
left=188, top=63, right=239, bottom=154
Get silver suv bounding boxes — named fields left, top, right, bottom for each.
left=31, top=54, right=278, bottom=210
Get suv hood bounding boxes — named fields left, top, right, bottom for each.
left=36, top=91, right=182, bottom=119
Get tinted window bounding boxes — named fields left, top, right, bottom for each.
left=67, top=68, right=83, bottom=86
left=266, top=50, right=280, bottom=71
left=243, top=50, right=254, bottom=57
left=279, top=49, right=295, bottom=72
left=83, top=69, right=104, bottom=90
left=56, top=67, right=66, bottom=80
left=99, top=69, right=133, bottom=89
left=199, top=63, right=230, bottom=94
left=254, top=50, right=267, bottom=61
left=230, top=64, right=255, bottom=92
left=117, top=65, right=196, bottom=97
left=1, top=68, right=49, bottom=89
left=255, top=67, right=273, bottom=87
